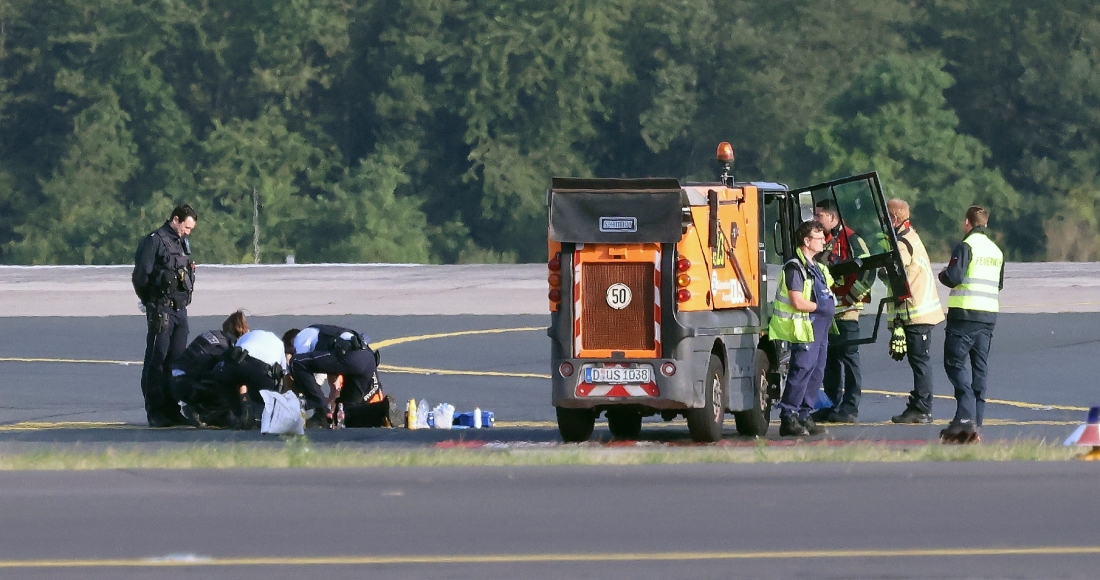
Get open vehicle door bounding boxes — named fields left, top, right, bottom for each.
left=789, top=172, right=909, bottom=347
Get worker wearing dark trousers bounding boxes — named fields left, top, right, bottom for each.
left=813, top=199, right=873, bottom=424
left=769, top=220, right=836, bottom=437
left=142, top=309, right=189, bottom=421
left=290, top=346, right=377, bottom=414
left=938, top=205, right=1004, bottom=443
left=132, top=204, right=198, bottom=427
left=169, top=311, right=248, bottom=427
left=885, top=199, right=947, bottom=424
left=902, top=323, right=936, bottom=412
left=943, top=321, right=993, bottom=427
left=779, top=302, right=834, bottom=429
left=206, top=330, right=287, bottom=429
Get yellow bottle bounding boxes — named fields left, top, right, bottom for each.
left=406, top=398, right=418, bottom=430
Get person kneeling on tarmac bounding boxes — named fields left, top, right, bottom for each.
left=203, top=329, right=289, bottom=429
left=283, top=325, right=400, bottom=428
left=170, top=310, right=249, bottom=427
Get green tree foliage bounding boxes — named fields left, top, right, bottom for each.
left=918, top=0, right=1100, bottom=259
left=0, top=0, right=1095, bottom=263
left=805, top=54, right=1020, bottom=256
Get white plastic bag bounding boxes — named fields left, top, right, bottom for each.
left=432, top=403, right=455, bottom=429
left=260, top=390, right=305, bottom=435
left=415, top=399, right=431, bottom=429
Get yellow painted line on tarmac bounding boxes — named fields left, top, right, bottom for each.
left=863, top=389, right=1088, bottom=413
left=0, top=357, right=139, bottom=365
left=0, top=422, right=132, bottom=432
left=379, top=364, right=547, bottom=379
left=3, top=545, right=1100, bottom=568
left=371, top=327, right=544, bottom=349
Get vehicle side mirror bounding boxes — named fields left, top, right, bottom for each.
left=798, top=192, right=814, bottom=223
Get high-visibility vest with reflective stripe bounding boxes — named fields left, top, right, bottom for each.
left=887, top=227, right=945, bottom=326
left=948, top=232, right=1003, bottom=313
left=769, top=250, right=833, bottom=343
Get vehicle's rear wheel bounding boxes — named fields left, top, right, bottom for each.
left=556, top=407, right=596, bottom=443
left=686, top=354, right=725, bottom=443
left=606, top=408, right=643, bottom=440
left=734, top=349, right=771, bottom=437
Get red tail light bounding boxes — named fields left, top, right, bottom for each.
left=677, top=258, right=690, bottom=272
left=548, top=255, right=561, bottom=272
left=677, top=289, right=691, bottom=302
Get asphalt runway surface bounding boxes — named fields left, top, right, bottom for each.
left=1, top=463, right=1098, bottom=579
left=0, top=312, right=1096, bottom=446
left=3, top=280, right=1100, bottom=578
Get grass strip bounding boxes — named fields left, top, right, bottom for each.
left=0, top=438, right=1082, bottom=470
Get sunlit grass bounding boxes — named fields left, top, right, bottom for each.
left=0, top=437, right=1082, bottom=470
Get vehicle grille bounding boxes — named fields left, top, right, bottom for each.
left=581, top=262, right=655, bottom=351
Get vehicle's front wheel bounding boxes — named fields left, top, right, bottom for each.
left=556, top=407, right=596, bottom=443
left=734, top=349, right=771, bottom=437
left=606, top=408, right=643, bottom=440
left=685, top=354, right=725, bottom=443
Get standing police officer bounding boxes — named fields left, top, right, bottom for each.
left=132, top=204, right=198, bottom=427
left=938, top=206, right=1004, bottom=444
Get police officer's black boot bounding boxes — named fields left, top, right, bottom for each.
left=235, top=393, right=255, bottom=430
left=178, top=402, right=205, bottom=428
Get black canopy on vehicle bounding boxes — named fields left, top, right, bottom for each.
left=548, top=178, right=684, bottom=244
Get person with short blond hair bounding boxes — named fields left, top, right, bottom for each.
left=886, top=199, right=946, bottom=425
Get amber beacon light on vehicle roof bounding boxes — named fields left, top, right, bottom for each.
left=716, top=141, right=735, bottom=186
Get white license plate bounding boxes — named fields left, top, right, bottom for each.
left=584, top=365, right=653, bottom=384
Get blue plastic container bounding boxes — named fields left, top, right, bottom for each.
left=453, top=411, right=495, bottom=428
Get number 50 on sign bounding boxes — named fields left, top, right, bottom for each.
left=606, top=283, right=632, bottom=309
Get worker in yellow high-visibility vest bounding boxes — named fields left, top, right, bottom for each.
left=768, top=220, right=836, bottom=437
left=937, top=205, right=1004, bottom=444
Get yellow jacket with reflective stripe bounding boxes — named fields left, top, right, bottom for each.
left=889, top=226, right=946, bottom=327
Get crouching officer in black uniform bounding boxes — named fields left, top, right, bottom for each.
left=284, top=325, right=398, bottom=428
left=132, top=204, right=198, bottom=427
left=206, top=329, right=288, bottom=429
left=169, top=310, right=248, bottom=427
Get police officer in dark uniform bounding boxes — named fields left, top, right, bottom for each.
left=169, top=310, right=248, bottom=427
left=205, top=329, right=288, bottom=430
left=284, top=325, right=383, bottom=426
left=132, top=204, right=198, bottom=427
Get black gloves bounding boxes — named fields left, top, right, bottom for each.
left=889, top=327, right=907, bottom=361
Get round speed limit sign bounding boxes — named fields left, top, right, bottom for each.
left=606, top=283, right=632, bottom=309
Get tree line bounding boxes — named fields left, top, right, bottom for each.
left=0, top=0, right=1097, bottom=264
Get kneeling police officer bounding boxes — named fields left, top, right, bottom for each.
left=206, top=329, right=288, bottom=429
left=169, top=310, right=249, bottom=427
left=284, top=325, right=397, bottom=428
